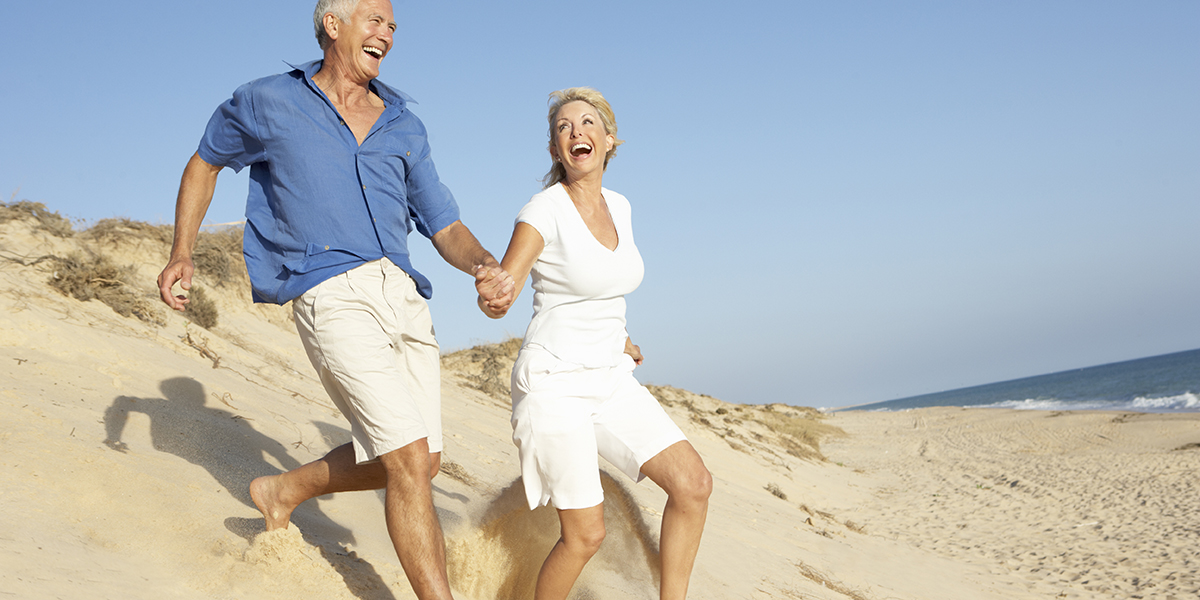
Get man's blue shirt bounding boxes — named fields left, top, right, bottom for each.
left=197, top=60, right=460, bottom=304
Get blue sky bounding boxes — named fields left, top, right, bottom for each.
left=3, top=1, right=1197, bottom=408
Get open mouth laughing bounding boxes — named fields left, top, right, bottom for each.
left=363, top=45, right=385, bottom=60
left=570, top=143, right=593, bottom=158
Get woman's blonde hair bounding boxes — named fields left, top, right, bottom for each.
left=542, top=87, right=625, bottom=189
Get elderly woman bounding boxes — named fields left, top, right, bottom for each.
left=480, top=87, right=712, bottom=600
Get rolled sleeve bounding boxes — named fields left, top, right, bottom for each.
left=406, top=158, right=461, bottom=238
left=198, top=82, right=266, bottom=173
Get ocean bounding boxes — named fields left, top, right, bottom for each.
left=840, top=348, right=1200, bottom=413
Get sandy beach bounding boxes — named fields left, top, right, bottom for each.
left=2, top=207, right=1198, bottom=599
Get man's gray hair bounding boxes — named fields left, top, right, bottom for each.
left=313, top=0, right=362, bottom=50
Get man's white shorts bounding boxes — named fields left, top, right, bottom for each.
left=293, top=259, right=442, bottom=464
left=510, top=345, right=687, bottom=510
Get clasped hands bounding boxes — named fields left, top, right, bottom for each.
left=475, top=264, right=515, bottom=318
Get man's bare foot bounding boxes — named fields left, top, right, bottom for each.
left=250, top=475, right=293, bottom=531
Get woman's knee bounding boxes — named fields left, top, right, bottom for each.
left=651, top=445, right=712, bottom=505
left=678, top=465, right=713, bottom=505
left=562, top=518, right=606, bottom=555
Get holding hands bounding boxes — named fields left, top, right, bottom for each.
left=475, top=264, right=515, bottom=317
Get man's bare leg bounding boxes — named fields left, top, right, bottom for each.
left=250, top=442, right=441, bottom=531
left=378, top=439, right=455, bottom=600
left=640, top=441, right=712, bottom=600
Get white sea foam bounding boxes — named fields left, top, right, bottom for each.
left=1131, top=392, right=1200, bottom=411
left=977, top=398, right=1124, bottom=411
left=975, top=392, right=1200, bottom=413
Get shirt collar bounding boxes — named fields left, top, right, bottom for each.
left=285, top=59, right=417, bottom=110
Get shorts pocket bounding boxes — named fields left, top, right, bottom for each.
left=511, top=347, right=561, bottom=398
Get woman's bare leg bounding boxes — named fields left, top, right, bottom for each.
left=535, top=503, right=606, bottom=600
left=640, top=441, right=712, bottom=600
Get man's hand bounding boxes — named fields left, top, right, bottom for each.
left=475, top=265, right=515, bottom=317
left=430, top=220, right=518, bottom=317
left=159, top=152, right=221, bottom=311
left=157, top=256, right=195, bottom=311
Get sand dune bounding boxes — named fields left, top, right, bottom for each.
left=2, top=204, right=1198, bottom=599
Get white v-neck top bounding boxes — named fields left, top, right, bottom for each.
left=516, top=183, right=645, bottom=367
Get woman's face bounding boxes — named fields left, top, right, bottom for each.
left=551, top=101, right=615, bottom=182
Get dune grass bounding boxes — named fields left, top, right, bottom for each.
left=182, top=285, right=219, bottom=329
left=441, top=337, right=523, bottom=401
left=47, top=252, right=164, bottom=326
left=752, top=404, right=845, bottom=461
left=3, top=200, right=244, bottom=327
left=0, top=200, right=75, bottom=237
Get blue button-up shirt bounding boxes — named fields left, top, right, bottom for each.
left=197, top=60, right=460, bottom=304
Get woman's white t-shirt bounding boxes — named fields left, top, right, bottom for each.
left=516, top=183, right=644, bottom=368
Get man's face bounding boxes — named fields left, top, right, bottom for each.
left=328, top=0, right=396, bottom=81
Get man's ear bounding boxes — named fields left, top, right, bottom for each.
left=324, top=13, right=341, bottom=42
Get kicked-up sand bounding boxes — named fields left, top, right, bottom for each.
left=1, top=207, right=1198, bottom=599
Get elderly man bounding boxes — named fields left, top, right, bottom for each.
left=156, top=1, right=512, bottom=597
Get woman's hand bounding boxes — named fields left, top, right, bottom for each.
left=478, top=292, right=510, bottom=318
left=624, top=337, right=644, bottom=365
left=475, top=265, right=515, bottom=317
left=476, top=222, right=544, bottom=319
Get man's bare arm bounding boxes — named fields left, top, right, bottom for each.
left=157, top=152, right=222, bottom=310
left=430, top=220, right=515, bottom=309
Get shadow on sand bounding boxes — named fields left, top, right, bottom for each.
left=102, top=376, right=397, bottom=600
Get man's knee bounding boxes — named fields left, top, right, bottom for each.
left=379, top=439, right=433, bottom=484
